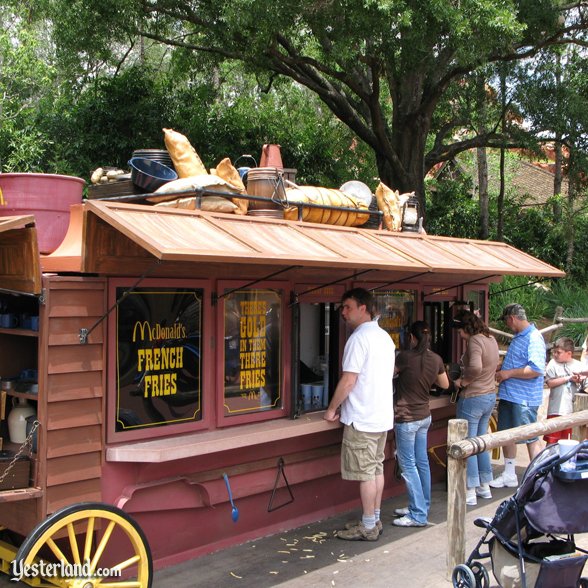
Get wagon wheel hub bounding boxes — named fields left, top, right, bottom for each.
left=70, top=581, right=98, bottom=588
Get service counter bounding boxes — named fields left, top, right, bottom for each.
left=100, top=398, right=455, bottom=566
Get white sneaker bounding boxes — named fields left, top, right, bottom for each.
left=489, top=473, right=518, bottom=488
left=394, top=507, right=409, bottom=516
left=392, top=515, right=426, bottom=527
left=466, top=488, right=477, bottom=506
left=476, top=484, right=492, bottom=499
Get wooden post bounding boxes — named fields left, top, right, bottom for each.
left=446, top=418, right=468, bottom=579
left=545, top=306, right=564, bottom=347
left=573, top=393, right=588, bottom=441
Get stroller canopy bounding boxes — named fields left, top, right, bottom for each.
left=518, top=443, right=588, bottom=535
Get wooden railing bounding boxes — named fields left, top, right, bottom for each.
left=445, top=393, right=588, bottom=578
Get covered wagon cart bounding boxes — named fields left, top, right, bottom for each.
left=0, top=200, right=564, bottom=586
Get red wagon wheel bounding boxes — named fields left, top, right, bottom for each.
left=13, top=502, right=152, bottom=587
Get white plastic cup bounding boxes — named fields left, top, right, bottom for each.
left=558, top=438, right=579, bottom=471
left=301, top=384, right=312, bottom=411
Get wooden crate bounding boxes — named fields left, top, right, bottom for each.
left=0, top=454, right=30, bottom=491
left=87, top=180, right=140, bottom=200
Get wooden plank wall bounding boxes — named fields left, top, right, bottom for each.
left=40, top=277, right=106, bottom=516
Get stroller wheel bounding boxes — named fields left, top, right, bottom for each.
left=452, top=564, right=477, bottom=588
left=470, top=562, right=489, bottom=588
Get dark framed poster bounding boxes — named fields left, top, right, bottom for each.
left=115, top=287, right=203, bottom=431
left=223, top=288, right=282, bottom=416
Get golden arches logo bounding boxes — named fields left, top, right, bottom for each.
left=132, top=321, right=152, bottom=342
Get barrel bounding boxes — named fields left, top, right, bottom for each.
left=245, top=168, right=296, bottom=210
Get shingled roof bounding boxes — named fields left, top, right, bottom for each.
left=430, top=152, right=569, bottom=206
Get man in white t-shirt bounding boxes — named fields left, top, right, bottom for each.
left=324, top=288, right=395, bottom=541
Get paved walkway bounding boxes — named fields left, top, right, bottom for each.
left=3, top=404, right=587, bottom=587
left=151, top=482, right=504, bottom=587
left=150, top=460, right=525, bottom=587
left=150, top=443, right=588, bottom=587
left=1, top=471, right=511, bottom=588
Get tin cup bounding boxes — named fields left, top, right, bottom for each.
left=311, top=384, right=323, bottom=409
left=0, top=313, right=18, bottom=328
left=558, top=438, right=579, bottom=471
left=301, top=384, right=312, bottom=411
left=20, top=314, right=32, bottom=329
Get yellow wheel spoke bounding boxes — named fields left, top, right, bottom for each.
left=111, top=554, right=141, bottom=573
left=99, top=582, right=142, bottom=588
left=89, top=520, right=116, bottom=574
left=83, top=516, right=95, bottom=562
left=46, top=537, right=70, bottom=566
left=67, top=522, right=81, bottom=565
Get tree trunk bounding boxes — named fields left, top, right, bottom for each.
left=476, top=75, right=489, bottom=239
left=565, top=151, right=576, bottom=273
left=497, top=67, right=507, bottom=242
left=553, top=139, right=563, bottom=220
left=554, top=140, right=563, bottom=196
left=553, top=53, right=563, bottom=219
left=379, top=113, right=429, bottom=226
left=477, top=146, right=489, bottom=239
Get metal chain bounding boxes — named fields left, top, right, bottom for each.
left=0, top=419, right=39, bottom=487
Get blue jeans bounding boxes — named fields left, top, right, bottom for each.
left=394, top=416, right=431, bottom=524
left=457, top=393, right=495, bottom=488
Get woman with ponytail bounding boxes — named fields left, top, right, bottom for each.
left=392, top=321, right=449, bottom=527
left=451, top=310, right=499, bottom=506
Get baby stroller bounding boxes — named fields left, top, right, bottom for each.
left=452, top=439, right=588, bottom=588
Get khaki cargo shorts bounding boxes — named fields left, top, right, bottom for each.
left=341, top=424, right=387, bottom=481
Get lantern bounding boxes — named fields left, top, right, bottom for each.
left=401, top=195, right=420, bottom=232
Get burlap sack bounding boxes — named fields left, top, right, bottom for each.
left=375, top=182, right=403, bottom=231
left=155, top=196, right=237, bottom=213
left=163, top=128, right=208, bottom=178
left=211, top=157, right=248, bottom=215
left=284, top=187, right=369, bottom=226
left=150, top=174, right=240, bottom=203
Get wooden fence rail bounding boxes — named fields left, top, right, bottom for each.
left=446, top=393, right=588, bottom=578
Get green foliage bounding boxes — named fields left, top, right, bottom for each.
left=489, top=275, right=551, bottom=325
left=5, top=128, right=52, bottom=172
left=489, top=277, right=588, bottom=347
left=0, top=8, right=56, bottom=172
left=29, top=0, right=587, bottom=206
left=186, top=76, right=378, bottom=187
left=425, top=176, right=480, bottom=238
left=39, top=66, right=175, bottom=175
left=12, top=60, right=377, bottom=187
left=501, top=198, right=566, bottom=272
left=546, top=280, right=588, bottom=346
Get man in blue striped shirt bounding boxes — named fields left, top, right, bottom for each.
left=490, top=303, right=546, bottom=488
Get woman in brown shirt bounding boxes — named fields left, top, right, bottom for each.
left=452, top=310, right=499, bottom=506
left=393, top=321, right=449, bottom=526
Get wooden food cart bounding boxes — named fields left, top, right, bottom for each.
left=0, top=200, right=564, bottom=586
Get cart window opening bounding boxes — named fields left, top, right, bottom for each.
left=223, top=288, right=282, bottom=416
left=298, top=302, right=338, bottom=412
left=115, top=287, right=203, bottom=431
